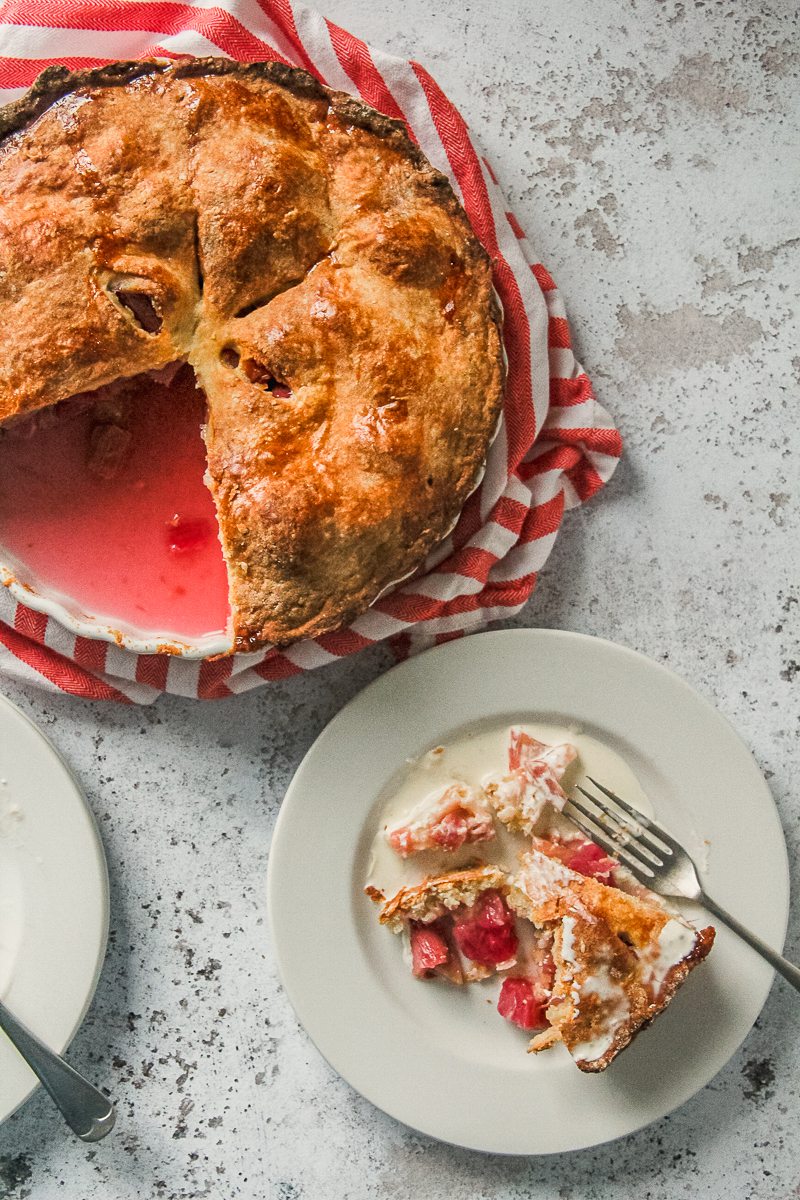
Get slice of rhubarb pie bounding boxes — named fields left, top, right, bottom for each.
left=368, top=866, right=520, bottom=983
left=0, top=58, right=504, bottom=650
left=510, top=842, right=715, bottom=1070
left=370, top=847, right=714, bottom=1070
left=367, top=726, right=715, bottom=1074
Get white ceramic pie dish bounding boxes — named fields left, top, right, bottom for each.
left=0, top=446, right=493, bottom=658
left=0, top=559, right=232, bottom=658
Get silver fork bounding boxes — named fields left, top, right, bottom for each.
left=565, top=777, right=800, bottom=993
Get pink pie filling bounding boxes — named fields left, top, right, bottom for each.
left=452, top=890, right=518, bottom=967
left=409, top=921, right=451, bottom=978
left=497, top=977, right=549, bottom=1031
left=0, top=365, right=230, bottom=638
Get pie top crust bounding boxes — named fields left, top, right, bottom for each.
left=0, top=59, right=504, bottom=650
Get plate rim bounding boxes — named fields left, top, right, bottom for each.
left=0, top=690, right=111, bottom=1124
left=267, top=627, right=790, bottom=1154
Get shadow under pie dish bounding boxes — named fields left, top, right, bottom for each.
left=0, top=57, right=504, bottom=654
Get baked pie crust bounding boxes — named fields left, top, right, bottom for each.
left=0, top=59, right=504, bottom=650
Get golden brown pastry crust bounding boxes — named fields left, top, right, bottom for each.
left=511, top=848, right=715, bottom=1071
left=0, top=59, right=504, bottom=649
left=371, top=865, right=507, bottom=930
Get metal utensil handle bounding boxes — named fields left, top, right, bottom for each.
left=701, top=892, right=800, bottom=993
left=0, top=1001, right=115, bottom=1140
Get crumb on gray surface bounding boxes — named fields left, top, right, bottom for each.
left=741, top=1057, right=776, bottom=1103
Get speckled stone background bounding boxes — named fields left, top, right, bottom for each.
left=1, top=0, right=798, bottom=1196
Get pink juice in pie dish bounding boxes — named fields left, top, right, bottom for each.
left=0, top=364, right=231, bottom=640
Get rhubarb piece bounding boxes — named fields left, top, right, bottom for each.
left=165, top=515, right=213, bottom=554
left=409, top=921, right=450, bottom=979
left=537, top=835, right=617, bottom=884
left=452, top=889, right=518, bottom=968
left=484, top=728, right=577, bottom=834
left=385, top=782, right=495, bottom=858
left=497, top=977, right=548, bottom=1031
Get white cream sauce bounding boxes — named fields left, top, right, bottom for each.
left=640, top=917, right=697, bottom=994
left=562, top=956, right=632, bottom=1066
left=570, top=1029, right=618, bottom=1065
left=366, top=719, right=652, bottom=899
left=560, top=915, right=577, bottom=965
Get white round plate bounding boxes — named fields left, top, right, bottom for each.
left=268, top=629, right=790, bottom=1154
left=0, top=694, right=109, bottom=1123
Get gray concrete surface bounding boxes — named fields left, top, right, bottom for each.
left=0, top=0, right=798, bottom=1196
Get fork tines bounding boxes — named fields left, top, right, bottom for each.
left=564, top=777, right=675, bottom=883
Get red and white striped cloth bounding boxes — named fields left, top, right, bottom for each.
left=0, top=0, right=621, bottom=703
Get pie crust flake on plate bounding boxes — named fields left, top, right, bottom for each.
left=0, top=58, right=504, bottom=650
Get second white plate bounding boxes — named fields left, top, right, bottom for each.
left=0, top=695, right=109, bottom=1124
left=268, top=629, right=789, bottom=1154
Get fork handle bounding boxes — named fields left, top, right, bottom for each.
left=700, top=892, right=800, bottom=993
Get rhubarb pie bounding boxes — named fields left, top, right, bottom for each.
left=367, top=726, right=715, bottom=1073
left=0, top=58, right=504, bottom=650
